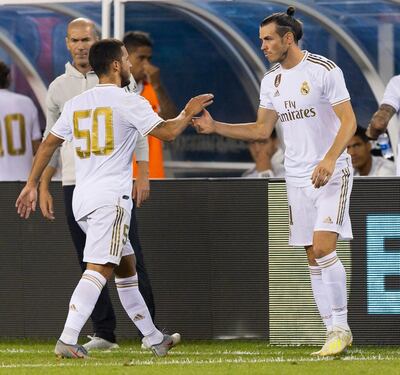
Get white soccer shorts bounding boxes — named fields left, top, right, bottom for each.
left=286, top=166, right=353, bottom=247
left=77, top=205, right=134, bottom=265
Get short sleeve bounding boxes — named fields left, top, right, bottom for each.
left=122, top=93, right=163, bottom=136
left=259, top=77, right=274, bottom=110
left=323, top=66, right=350, bottom=106
left=381, top=76, right=400, bottom=113
left=50, top=101, right=72, bottom=142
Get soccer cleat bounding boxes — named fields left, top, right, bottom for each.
left=142, top=333, right=181, bottom=357
left=312, top=327, right=352, bottom=357
left=54, top=339, right=89, bottom=359
left=311, top=329, right=335, bottom=356
left=82, top=335, right=119, bottom=351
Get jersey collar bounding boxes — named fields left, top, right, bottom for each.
left=281, top=50, right=309, bottom=72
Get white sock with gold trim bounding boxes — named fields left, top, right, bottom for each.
left=316, top=251, right=349, bottom=331
left=60, top=270, right=106, bottom=345
left=115, top=275, right=163, bottom=345
left=309, top=265, right=333, bottom=331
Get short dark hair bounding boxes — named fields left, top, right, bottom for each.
left=260, top=6, right=303, bottom=43
left=0, top=61, right=11, bottom=88
left=89, top=38, right=124, bottom=77
left=123, top=31, right=153, bottom=53
left=354, top=126, right=370, bottom=143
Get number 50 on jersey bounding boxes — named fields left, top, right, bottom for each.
left=73, top=107, right=114, bottom=158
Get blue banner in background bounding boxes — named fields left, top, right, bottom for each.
left=367, top=215, right=400, bottom=314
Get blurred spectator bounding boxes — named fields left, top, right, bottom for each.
left=123, top=31, right=178, bottom=178
left=242, top=129, right=285, bottom=178
left=0, top=61, right=41, bottom=181
left=347, top=126, right=395, bottom=176
left=366, top=74, right=400, bottom=175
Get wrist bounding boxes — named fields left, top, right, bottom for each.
left=27, top=179, right=39, bottom=189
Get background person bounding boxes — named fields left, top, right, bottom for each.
left=123, top=31, right=178, bottom=179
left=242, top=129, right=285, bottom=178
left=0, top=61, right=41, bottom=181
left=347, top=126, right=396, bottom=176
left=366, top=74, right=400, bottom=175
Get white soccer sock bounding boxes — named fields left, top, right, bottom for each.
left=115, top=275, right=163, bottom=345
left=309, top=265, right=333, bottom=331
left=59, top=270, right=106, bottom=345
left=316, top=251, right=349, bottom=331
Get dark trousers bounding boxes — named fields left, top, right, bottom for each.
left=63, top=185, right=156, bottom=342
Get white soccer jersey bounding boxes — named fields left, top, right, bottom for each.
left=260, top=51, right=352, bottom=187
left=0, top=89, right=41, bottom=181
left=51, top=84, right=162, bottom=220
left=381, top=75, right=400, bottom=176
left=381, top=75, right=400, bottom=113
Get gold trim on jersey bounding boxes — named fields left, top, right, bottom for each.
left=264, top=64, right=280, bottom=77
left=336, top=167, right=351, bottom=225
left=331, top=97, right=351, bottom=107
left=306, top=56, right=334, bottom=71
left=110, top=206, right=124, bottom=257
left=308, top=53, right=336, bottom=69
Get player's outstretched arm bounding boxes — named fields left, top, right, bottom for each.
left=149, top=93, right=214, bottom=142
left=193, top=107, right=278, bottom=142
left=16, top=134, right=64, bottom=219
left=366, top=104, right=396, bottom=140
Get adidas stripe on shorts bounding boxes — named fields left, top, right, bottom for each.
left=286, top=166, right=353, bottom=247
left=77, top=205, right=134, bottom=265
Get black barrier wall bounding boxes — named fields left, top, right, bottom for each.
left=0, top=180, right=269, bottom=340
left=1, top=179, right=399, bottom=343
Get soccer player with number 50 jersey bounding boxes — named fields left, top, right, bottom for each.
left=16, top=38, right=213, bottom=358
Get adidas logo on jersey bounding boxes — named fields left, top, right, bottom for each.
left=274, top=90, right=280, bottom=97
left=323, top=217, right=333, bottom=224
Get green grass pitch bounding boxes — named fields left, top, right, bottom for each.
left=1, top=340, right=400, bottom=374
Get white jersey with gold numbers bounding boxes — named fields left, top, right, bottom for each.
left=0, top=89, right=41, bottom=181
left=51, top=84, right=162, bottom=220
left=260, top=51, right=352, bottom=187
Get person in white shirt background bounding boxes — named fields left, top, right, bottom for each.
left=367, top=74, right=400, bottom=175
left=347, top=126, right=396, bottom=177
left=0, top=61, right=41, bottom=181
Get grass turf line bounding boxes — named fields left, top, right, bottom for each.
left=0, top=340, right=400, bottom=375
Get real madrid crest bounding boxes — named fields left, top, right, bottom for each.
left=274, top=73, right=282, bottom=88
left=300, top=81, right=310, bottom=95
